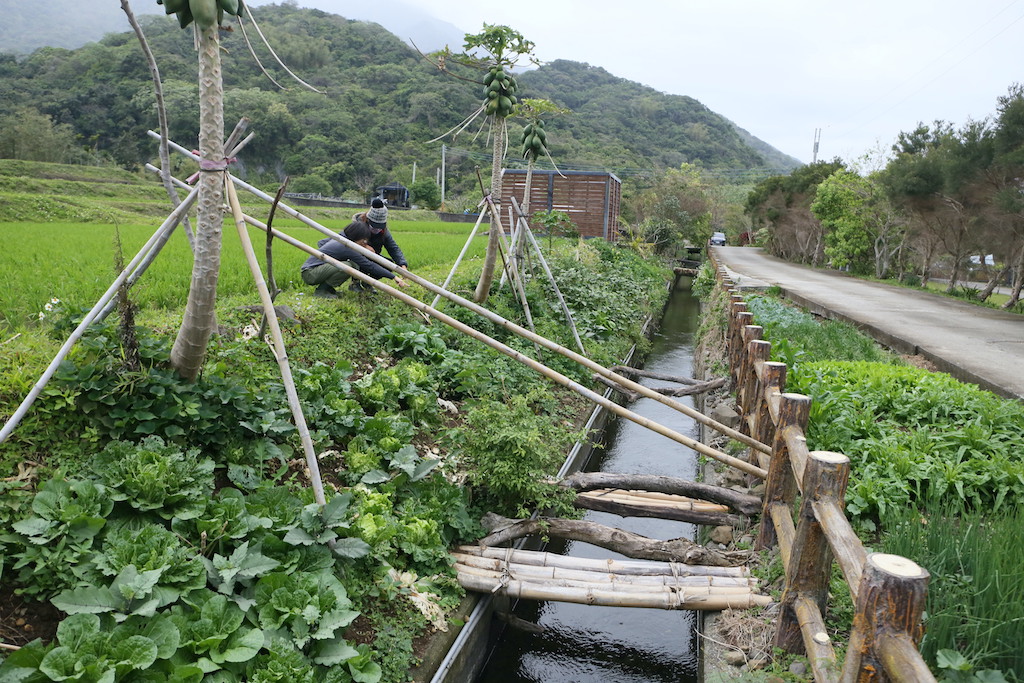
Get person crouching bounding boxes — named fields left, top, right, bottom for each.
left=299, top=220, right=407, bottom=298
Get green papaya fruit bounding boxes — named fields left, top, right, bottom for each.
left=189, top=0, right=218, bottom=28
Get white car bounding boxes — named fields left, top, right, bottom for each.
left=710, top=232, right=727, bottom=246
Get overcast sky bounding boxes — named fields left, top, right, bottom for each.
left=316, top=0, right=1024, bottom=167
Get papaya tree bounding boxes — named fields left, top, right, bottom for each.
left=428, top=24, right=537, bottom=303
left=157, top=0, right=243, bottom=380
left=516, top=98, right=568, bottom=216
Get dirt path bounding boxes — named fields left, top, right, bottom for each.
left=712, top=247, right=1024, bottom=401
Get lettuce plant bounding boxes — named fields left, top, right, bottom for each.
left=90, top=436, right=215, bottom=521
left=3, top=476, right=112, bottom=599
left=169, top=589, right=265, bottom=675
left=253, top=571, right=359, bottom=666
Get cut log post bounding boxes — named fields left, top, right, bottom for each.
left=478, top=514, right=753, bottom=567
left=840, top=554, right=932, bottom=683
left=560, top=472, right=763, bottom=516
left=751, top=361, right=787, bottom=469
left=774, top=451, right=850, bottom=654
left=729, top=307, right=752, bottom=388
left=756, top=393, right=811, bottom=550
left=739, top=335, right=768, bottom=429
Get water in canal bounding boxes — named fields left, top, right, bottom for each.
left=477, top=285, right=703, bottom=682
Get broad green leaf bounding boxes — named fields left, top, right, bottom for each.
left=331, top=537, right=370, bottom=559
left=359, top=470, right=389, bottom=485
left=411, top=458, right=440, bottom=482
left=55, top=613, right=101, bottom=649
left=283, top=527, right=316, bottom=546
left=109, top=635, right=159, bottom=670
left=52, top=586, right=120, bottom=614
left=311, top=636, right=358, bottom=666
left=217, top=627, right=264, bottom=663
left=322, top=493, right=353, bottom=527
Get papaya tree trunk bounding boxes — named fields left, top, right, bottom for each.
left=474, top=119, right=506, bottom=303
left=170, top=23, right=225, bottom=381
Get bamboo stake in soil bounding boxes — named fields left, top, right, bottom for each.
left=479, top=514, right=754, bottom=567
left=225, top=179, right=327, bottom=505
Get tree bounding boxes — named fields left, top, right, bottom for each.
left=159, top=0, right=243, bottom=381
left=427, top=23, right=536, bottom=302
left=409, top=177, right=441, bottom=209
left=812, top=169, right=906, bottom=277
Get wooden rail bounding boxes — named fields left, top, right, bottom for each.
left=711, top=258, right=936, bottom=683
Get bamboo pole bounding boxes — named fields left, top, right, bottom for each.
left=160, top=206, right=765, bottom=478
left=579, top=489, right=730, bottom=511
left=149, top=137, right=770, bottom=458
left=510, top=196, right=587, bottom=355
left=224, top=178, right=327, bottom=505
left=0, top=188, right=199, bottom=444
left=430, top=203, right=489, bottom=309
left=454, top=563, right=759, bottom=595
left=453, top=546, right=752, bottom=577
left=456, top=573, right=773, bottom=610
left=450, top=554, right=758, bottom=587
left=561, top=471, right=762, bottom=515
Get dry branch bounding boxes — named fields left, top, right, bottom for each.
left=479, top=514, right=753, bottom=567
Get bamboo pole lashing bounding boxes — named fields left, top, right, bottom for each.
left=149, top=132, right=770, bottom=449
left=453, top=546, right=752, bottom=578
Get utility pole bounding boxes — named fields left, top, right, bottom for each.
left=440, top=144, right=446, bottom=210
left=812, top=128, right=821, bottom=163
left=412, top=161, right=417, bottom=184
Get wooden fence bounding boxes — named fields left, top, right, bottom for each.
left=714, top=261, right=936, bottom=683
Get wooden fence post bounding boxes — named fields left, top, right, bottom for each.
left=750, top=360, right=786, bottom=469
left=756, top=392, right=810, bottom=551
left=737, top=331, right=765, bottom=421
left=729, top=307, right=751, bottom=388
left=840, top=554, right=931, bottom=683
left=775, top=451, right=850, bottom=653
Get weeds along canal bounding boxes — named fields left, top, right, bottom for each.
left=476, top=284, right=702, bottom=683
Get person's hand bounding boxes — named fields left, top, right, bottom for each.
left=394, top=276, right=409, bottom=288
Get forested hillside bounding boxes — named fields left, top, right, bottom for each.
left=0, top=3, right=799, bottom=202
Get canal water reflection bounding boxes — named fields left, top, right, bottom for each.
left=477, top=286, right=703, bottom=682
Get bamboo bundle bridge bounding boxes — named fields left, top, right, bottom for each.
left=452, top=547, right=772, bottom=611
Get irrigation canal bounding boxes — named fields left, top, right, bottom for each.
left=476, top=283, right=704, bottom=682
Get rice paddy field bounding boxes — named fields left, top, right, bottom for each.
left=0, top=217, right=487, bottom=332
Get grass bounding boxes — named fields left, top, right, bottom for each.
left=0, top=220, right=486, bottom=332
left=880, top=501, right=1024, bottom=675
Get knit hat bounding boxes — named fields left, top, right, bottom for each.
left=366, top=198, right=388, bottom=226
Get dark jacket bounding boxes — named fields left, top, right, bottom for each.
left=300, top=238, right=396, bottom=280
left=368, top=228, right=407, bottom=267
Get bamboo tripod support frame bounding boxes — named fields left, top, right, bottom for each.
left=147, top=129, right=766, bottom=460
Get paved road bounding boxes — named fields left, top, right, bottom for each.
left=711, top=247, right=1024, bottom=401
